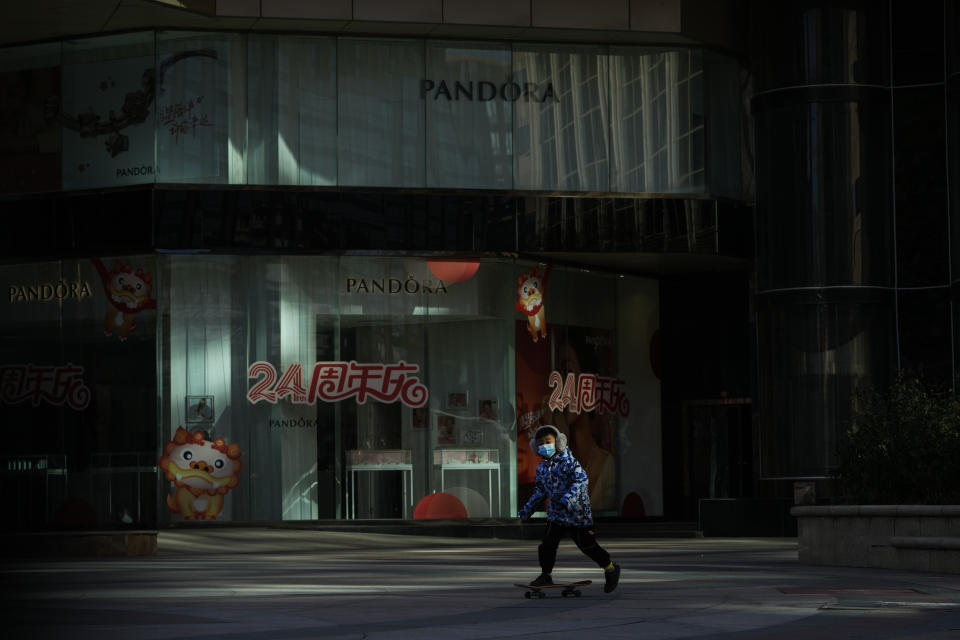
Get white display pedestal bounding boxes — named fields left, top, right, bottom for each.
left=433, top=449, right=500, bottom=517
left=345, top=449, right=413, bottom=519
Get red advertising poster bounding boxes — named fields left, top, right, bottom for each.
left=515, top=319, right=552, bottom=498
left=516, top=322, right=619, bottom=512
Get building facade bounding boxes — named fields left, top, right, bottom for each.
left=1, top=0, right=952, bottom=532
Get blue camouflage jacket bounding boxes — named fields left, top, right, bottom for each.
left=518, top=447, right=593, bottom=526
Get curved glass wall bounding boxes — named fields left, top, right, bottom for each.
left=753, top=91, right=893, bottom=291
left=0, top=33, right=741, bottom=197
left=751, top=2, right=899, bottom=481
left=950, top=0, right=960, bottom=287
left=750, top=2, right=890, bottom=92
left=756, top=290, right=896, bottom=478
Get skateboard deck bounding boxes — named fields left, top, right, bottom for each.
left=514, top=579, right=592, bottom=598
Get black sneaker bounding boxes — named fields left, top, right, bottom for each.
left=603, top=563, right=621, bottom=593
left=530, top=573, right=553, bottom=587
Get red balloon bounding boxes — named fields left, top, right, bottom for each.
left=621, top=492, right=646, bottom=517
left=427, top=260, right=480, bottom=283
left=413, top=492, right=468, bottom=519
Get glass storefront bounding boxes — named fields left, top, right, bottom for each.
left=0, top=32, right=740, bottom=197
left=2, top=30, right=691, bottom=529
left=1, top=255, right=661, bottom=526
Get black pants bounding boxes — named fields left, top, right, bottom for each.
left=538, top=521, right=611, bottom=573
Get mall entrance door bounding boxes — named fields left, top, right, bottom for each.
left=680, top=399, right=753, bottom=521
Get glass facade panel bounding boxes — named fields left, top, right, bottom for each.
left=62, top=32, right=156, bottom=189
left=247, top=36, right=337, bottom=186
left=754, top=95, right=893, bottom=291
left=338, top=38, right=425, bottom=188
left=3, top=34, right=742, bottom=197
left=1, top=257, right=158, bottom=528
left=156, top=31, right=245, bottom=184
left=950, top=74, right=960, bottom=282
left=421, top=261, right=516, bottom=518
left=757, top=290, right=895, bottom=478
left=513, top=264, right=623, bottom=514
left=898, top=288, right=952, bottom=389
left=513, top=44, right=609, bottom=191
left=703, top=51, right=740, bottom=198
left=425, top=41, right=513, bottom=189
left=894, top=85, right=948, bottom=288
left=148, top=255, right=654, bottom=523
left=750, top=3, right=890, bottom=92
left=0, top=41, right=61, bottom=193
left=610, top=48, right=705, bottom=193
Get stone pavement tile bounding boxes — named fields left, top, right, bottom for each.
left=4, top=531, right=960, bottom=640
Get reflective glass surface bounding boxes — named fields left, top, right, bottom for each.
left=0, top=42, right=61, bottom=193
left=152, top=256, right=646, bottom=521
left=756, top=289, right=896, bottom=478
left=894, top=85, right=949, bottom=287
left=609, top=48, right=705, bottom=193
left=704, top=51, right=741, bottom=199
left=517, top=197, right=721, bottom=254
left=425, top=41, right=513, bottom=189
left=0, top=256, right=158, bottom=528
left=512, top=44, right=609, bottom=191
left=247, top=36, right=337, bottom=186
left=949, top=75, right=960, bottom=282
left=953, top=284, right=960, bottom=386
left=754, top=93, right=893, bottom=290
left=338, top=38, right=425, bottom=188
left=751, top=2, right=890, bottom=92
left=3, top=34, right=741, bottom=196
left=898, top=287, right=952, bottom=389
left=950, top=0, right=960, bottom=75
left=156, top=31, right=245, bottom=184
left=0, top=252, right=661, bottom=526
left=891, top=0, right=944, bottom=86
left=62, top=33, right=156, bottom=189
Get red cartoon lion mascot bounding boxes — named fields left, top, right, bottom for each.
left=91, top=257, right=156, bottom=341
left=158, top=427, right=242, bottom=520
left=516, top=265, right=552, bottom=343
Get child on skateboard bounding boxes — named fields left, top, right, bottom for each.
left=518, top=425, right=621, bottom=593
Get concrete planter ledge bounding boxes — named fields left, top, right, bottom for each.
left=791, top=506, right=960, bottom=574
left=891, top=536, right=960, bottom=550
left=792, top=505, right=960, bottom=517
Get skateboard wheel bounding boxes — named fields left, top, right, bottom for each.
left=562, top=591, right=569, bottom=598
left=524, top=591, right=532, bottom=599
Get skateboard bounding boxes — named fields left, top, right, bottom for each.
left=514, top=579, right=592, bottom=599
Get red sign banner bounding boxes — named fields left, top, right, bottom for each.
left=547, top=371, right=630, bottom=417
left=0, top=363, right=91, bottom=410
left=248, top=361, right=429, bottom=408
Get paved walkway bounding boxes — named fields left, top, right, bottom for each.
left=4, top=528, right=960, bottom=639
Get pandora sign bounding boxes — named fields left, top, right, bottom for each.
left=420, top=79, right=557, bottom=103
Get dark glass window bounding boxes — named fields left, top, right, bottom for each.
left=891, top=0, right=945, bottom=86
left=754, top=91, right=893, bottom=290
left=756, top=289, right=896, bottom=478
left=898, top=287, right=952, bottom=388
left=750, top=2, right=890, bottom=92
left=894, top=85, right=949, bottom=287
